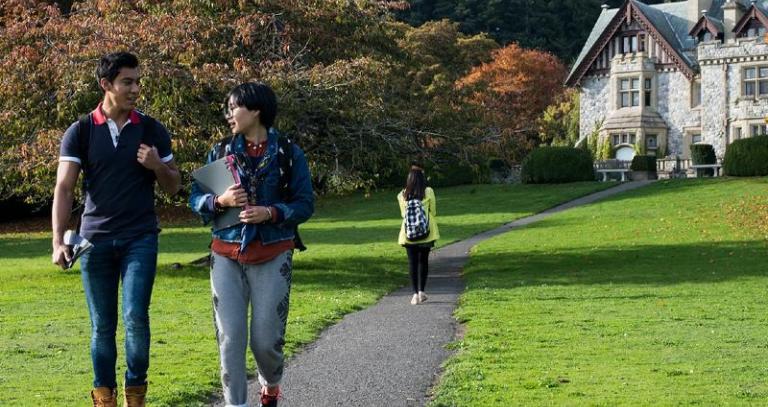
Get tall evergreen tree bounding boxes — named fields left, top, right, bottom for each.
left=399, top=0, right=679, bottom=63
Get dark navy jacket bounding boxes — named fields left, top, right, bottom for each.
left=189, top=130, right=314, bottom=247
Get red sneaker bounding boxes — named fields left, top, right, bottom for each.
left=260, top=386, right=280, bottom=407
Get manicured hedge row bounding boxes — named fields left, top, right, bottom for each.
left=630, top=155, right=656, bottom=172
left=521, top=147, right=594, bottom=184
left=724, top=136, right=768, bottom=176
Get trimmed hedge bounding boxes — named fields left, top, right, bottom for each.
left=428, top=161, right=482, bottom=187
left=521, top=147, right=594, bottom=184
left=691, top=144, right=716, bottom=164
left=630, top=155, right=657, bottom=172
left=724, top=135, right=768, bottom=176
left=691, top=144, right=716, bottom=176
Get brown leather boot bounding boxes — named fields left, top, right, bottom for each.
left=123, top=384, right=147, bottom=407
left=90, top=387, right=117, bottom=407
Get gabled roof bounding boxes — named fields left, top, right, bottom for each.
left=689, top=15, right=724, bottom=38
left=566, top=0, right=697, bottom=86
left=566, top=7, right=618, bottom=85
left=632, top=0, right=697, bottom=65
left=733, top=1, right=768, bottom=34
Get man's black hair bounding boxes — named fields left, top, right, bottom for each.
left=226, top=82, right=278, bottom=129
left=96, top=52, right=139, bottom=85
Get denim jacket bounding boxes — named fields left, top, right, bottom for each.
left=189, top=130, right=314, bottom=247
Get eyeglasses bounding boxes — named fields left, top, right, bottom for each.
left=223, top=105, right=239, bottom=119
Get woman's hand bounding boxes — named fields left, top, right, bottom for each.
left=217, top=184, right=247, bottom=208
left=239, top=206, right=272, bottom=224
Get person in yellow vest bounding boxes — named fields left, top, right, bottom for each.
left=397, top=163, right=440, bottom=305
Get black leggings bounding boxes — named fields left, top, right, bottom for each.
left=405, top=245, right=431, bottom=293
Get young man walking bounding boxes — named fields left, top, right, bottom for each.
left=51, top=52, right=181, bottom=406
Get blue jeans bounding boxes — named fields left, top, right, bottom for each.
left=80, top=232, right=158, bottom=388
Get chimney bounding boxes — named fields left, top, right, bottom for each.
left=723, top=0, right=744, bottom=43
left=689, top=0, right=714, bottom=30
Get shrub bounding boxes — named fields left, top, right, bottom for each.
left=691, top=144, right=716, bottom=176
left=520, top=147, right=594, bottom=184
left=427, top=160, right=480, bottom=187
left=487, top=158, right=507, bottom=173
left=599, top=138, right=613, bottom=160
left=724, top=136, right=768, bottom=176
left=630, top=155, right=657, bottom=172
left=691, top=144, right=716, bottom=164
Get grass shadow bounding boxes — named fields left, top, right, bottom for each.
left=466, top=240, right=768, bottom=289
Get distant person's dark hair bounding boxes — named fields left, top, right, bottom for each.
left=226, top=82, right=278, bottom=129
left=410, top=160, right=424, bottom=171
left=96, top=52, right=139, bottom=84
left=404, top=167, right=427, bottom=200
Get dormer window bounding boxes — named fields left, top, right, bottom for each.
left=734, top=6, right=768, bottom=39
left=745, top=25, right=767, bottom=38
left=689, top=15, right=723, bottom=44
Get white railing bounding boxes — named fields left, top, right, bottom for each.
left=594, top=159, right=631, bottom=170
left=656, top=158, right=691, bottom=173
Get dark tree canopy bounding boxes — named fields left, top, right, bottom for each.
left=399, top=0, right=679, bottom=63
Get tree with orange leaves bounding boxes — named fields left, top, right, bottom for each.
left=458, top=43, right=567, bottom=164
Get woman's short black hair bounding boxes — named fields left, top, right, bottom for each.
left=226, top=82, right=278, bottom=129
left=96, top=52, right=139, bottom=84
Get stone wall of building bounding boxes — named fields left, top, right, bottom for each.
left=699, top=37, right=768, bottom=156
left=578, top=40, right=768, bottom=157
left=700, top=63, right=726, bottom=155
left=698, top=37, right=768, bottom=61
left=579, top=76, right=610, bottom=139
left=656, top=71, right=701, bottom=156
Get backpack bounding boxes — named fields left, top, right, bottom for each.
left=72, top=112, right=158, bottom=233
left=214, top=134, right=306, bottom=251
left=404, top=197, right=430, bottom=241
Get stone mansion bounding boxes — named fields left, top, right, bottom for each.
left=567, top=0, right=768, bottom=161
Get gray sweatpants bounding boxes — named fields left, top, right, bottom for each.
left=210, top=250, right=293, bottom=407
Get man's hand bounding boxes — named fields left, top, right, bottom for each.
left=217, top=184, right=248, bottom=208
left=239, top=206, right=272, bottom=224
left=137, top=144, right=162, bottom=171
left=52, top=242, right=72, bottom=269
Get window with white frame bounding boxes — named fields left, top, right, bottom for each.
left=644, top=78, right=653, bottom=107
left=733, top=127, right=742, bottom=141
left=743, top=66, right=768, bottom=97
left=751, top=124, right=767, bottom=136
left=611, top=132, right=636, bottom=145
left=691, top=80, right=701, bottom=108
left=646, top=135, right=657, bottom=148
left=746, top=27, right=767, bottom=38
left=619, top=77, right=640, bottom=107
left=691, top=134, right=703, bottom=144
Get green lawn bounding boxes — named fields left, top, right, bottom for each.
left=0, top=182, right=609, bottom=406
left=431, top=178, right=768, bottom=406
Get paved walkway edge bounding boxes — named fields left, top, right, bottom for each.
left=211, top=181, right=655, bottom=407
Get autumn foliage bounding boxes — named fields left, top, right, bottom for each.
left=0, top=1, right=569, bottom=205
left=725, top=194, right=768, bottom=241
left=458, top=43, right=567, bottom=164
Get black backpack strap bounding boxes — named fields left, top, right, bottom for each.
left=74, top=114, right=92, bottom=234
left=77, top=114, right=92, bottom=175
left=140, top=115, right=158, bottom=147
left=214, top=136, right=234, bottom=160
left=276, top=135, right=306, bottom=251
